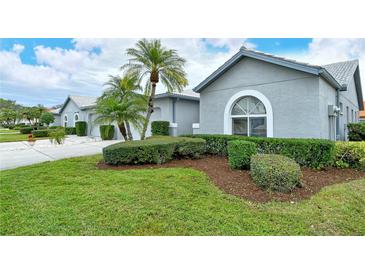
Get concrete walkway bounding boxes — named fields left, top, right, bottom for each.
left=0, top=136, right=120, bottom=170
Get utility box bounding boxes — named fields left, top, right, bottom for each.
left=328, top=105, right=340, bottom=116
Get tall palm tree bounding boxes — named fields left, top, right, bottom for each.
left=121, top=39, right=188, bottom=140
left=95, top=73, right=147, bottom=140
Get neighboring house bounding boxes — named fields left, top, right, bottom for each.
left=49, top=108, right=61, bottom=126
left=192, top=46, right=363, bottom=141
left=52, top=91, right=199, bottom=140
left=359, top=102, right=365, bottom=122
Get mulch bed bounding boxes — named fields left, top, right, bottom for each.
left=97, top=156, right=365, bottom=203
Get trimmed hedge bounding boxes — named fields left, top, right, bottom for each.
left=75, top=121, right=87, bottom=136
left=228, top=140, right=257, bottom=169
left=251, top=154, right=302, bottom=193
left=334, top=141, right=365, bottom=170
left=347, top=123, right=365, bottom=141
left=103, top=136, right=206, bottom=165
left=183, top=134, right=334, bottom=168
left=49, top=126, right=63, bottom=130
left=20, top=127, right=33, bottom=134
left=31, top=129, right=49, bottom=137
left=151, top=121, right=170, bottom=136
left=100, top=125, right=115, bottom=140
left=65, top=127, right=76, bottom=135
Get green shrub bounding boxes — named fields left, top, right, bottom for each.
left=347, top=123, right=365, bottom=141
left=103, top=136, right=206, bottom=165
left=49, top=126, right=63, bottom=130
left=49, top=128, right=66, bottom=145
left=151, top=121, right=170, bottom=136
left=75, top=121, right=87, bottom=136
left=31, top=129, right=49, bottom=137
left=20, top=127, right=33, bottom=134
left=65, top=127, right=76, bottom=135
left=103, top=138, right=177, bottom=165
left=100, top=125, right=115, bottom=140
left=174, top=137, right=206, bottom=158
left=334, top=141, right=365, bottom=170
left=251, top=154, right=302, bottom=192
left=228, top=140, right=257, bottom=169
left=183, top=134, right=334, bottom=168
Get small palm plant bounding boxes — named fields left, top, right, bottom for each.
left=95, top=73, right=147, bottom=141
left=49, top=128, right=66, bottom=145
left=121, top=39, right=188, bottom=139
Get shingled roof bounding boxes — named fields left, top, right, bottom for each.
left=323, top=60, right=359, bottom=87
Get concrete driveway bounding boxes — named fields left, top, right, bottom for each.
left=0, top=136, right=120, bottom=170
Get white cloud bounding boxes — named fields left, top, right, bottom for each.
left=284, top=38, right=365, bottom=92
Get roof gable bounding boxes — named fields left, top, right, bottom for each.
left=59, top=95, right=98, bottom=114
left=193, top=47, right=342, bottom=93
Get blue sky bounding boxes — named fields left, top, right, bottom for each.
left=1, top=38, right=364, bottom=106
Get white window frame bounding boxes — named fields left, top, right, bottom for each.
left=74, top=113, right=79, bottom=127
left=64, top=114, right=68, bottom=127
left=224, top=90, right=273, bottom=137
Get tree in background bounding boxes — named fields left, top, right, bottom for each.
left=40, top=112, right=55, bottom=126
left=121, top=39, right=188, bottom=140
left=0, top=108, right=17, bottom=127
left=95, top=73, right=147, bottom=141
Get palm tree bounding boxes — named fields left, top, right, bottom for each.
left=121, top=39, right=188, bottom=140
left=95, top=73, right=147, bottom=141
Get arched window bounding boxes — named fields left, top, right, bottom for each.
left=64, top=115, right=68, bottom=127
left=230, top=96, right=267, bottom=137
left=74, top=113, right=79, bottom=126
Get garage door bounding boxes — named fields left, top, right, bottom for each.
left=89, top=114, right=100, bottom=137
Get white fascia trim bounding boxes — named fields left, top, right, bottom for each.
left=223, top=90, right=274, bottom=137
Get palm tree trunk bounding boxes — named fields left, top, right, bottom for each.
left=140, top=82, right=156, bottom=140
left=125, top=121, right=133, bottom=141
left=118, top=122, right=128, bottom=140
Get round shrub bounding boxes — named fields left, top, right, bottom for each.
left=250, top=154, right=302, bottom=193
left=31, top=129, right=49, bottom=137
left=151, top=121, right=170, bottom=136
left=75, top=121, right=87, bottom=136
left=227, top=140, right=257, bottom=169
left=100, top=125, right=115, bottom=140
left=20, top=127, right=33, bottom=134
left=334, top=141, right=365, bottom=170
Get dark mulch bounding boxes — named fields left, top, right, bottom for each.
left=97, top=156, right=365, bottom=203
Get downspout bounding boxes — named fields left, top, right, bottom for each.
left=336, top=89, right=340, bottom=141
left=172, top=98, right=177, bottom=123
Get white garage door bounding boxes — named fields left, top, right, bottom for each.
left=89, top=114, right=101, bottom=137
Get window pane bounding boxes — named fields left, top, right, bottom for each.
left=251, top=101, right=266, bottom=114
left=250, top=117, right=267, bottom=137
left=232, top=118, right=248, bottom=136
left=231, top=103, right=245, bottom=115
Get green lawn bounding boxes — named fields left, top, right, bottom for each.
left=0, top=133, right=48, bottom=143
left=0, top=129, right=19, bottom=134
left=1, top=155, right=364, bottom=235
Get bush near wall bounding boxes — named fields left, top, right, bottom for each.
left=151, top=121, right=170, bottom=136
left=103, top=136, right=206, bottom=165
left=100, top=125, right=115, bottom=140
left=251, top=154, right=302, bottom=193
left=183, top=134, right=335, bottom=168
left=334, top=141, right=365, bottom=170
left=31, top=129, right=49, bottom=138
left=49, top=126, right=63, bottom=130
left=347, top=123, right=365, bottom=141
left=75, top=121, right=87, bottom=136
left=65, top=127, right=76, bottom=135
left=227, top=140, right=257, bottom=169
left=19, top=127, right=33, bottom=134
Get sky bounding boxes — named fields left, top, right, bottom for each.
left=0, top=38, right=364, bottom=107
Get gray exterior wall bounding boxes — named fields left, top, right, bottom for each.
left=198, top=57, right=323, bottom=138
left=175, top=99, right=200, bottom=135
left=60, top=99, right=83, bottom=128
left=50, top=115, right=61, bottom=126
left=318, top=78, right=337, bottom=140
left=338, top=76, right=360, bottom=140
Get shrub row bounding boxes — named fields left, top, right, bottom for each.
left=103, top=136, right=206, bottom=165
left=347, top=123, right=365, bottom=141
left=65, top=127, right=76, bottom=135
left=31, top=129, right=49, bottom=138
left=251, top=154, right=302, bottom=193
left=334, top=141, right=365, bottom=171
left=20, top=127, right=33, bottom=134
left=151, top=121, right=170, bottom=136
left=100, top=125, right=115, bottom=140
left=183, top=134, right=334, bottom=168
left=76, top=121, right=87, bottom=136
left=227, top=140, right=257, bottom=169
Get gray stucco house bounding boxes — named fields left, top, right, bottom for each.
left=192, top=46, right=363, bottom=141
left=53, top=91, right=199, bottom=140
